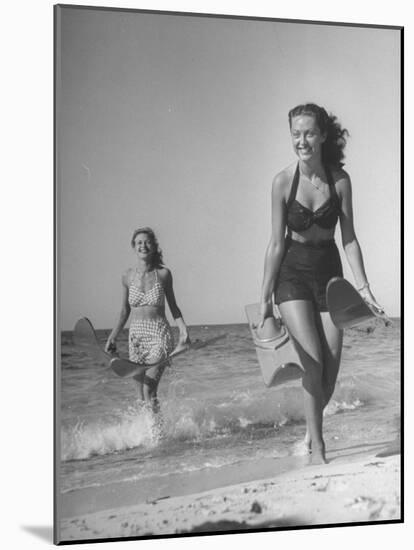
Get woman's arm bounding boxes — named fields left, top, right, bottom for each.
left=259, top=173, right=288, bottom=324
left=162, top=268, right=190, bottom=345
left=338, top=173, right=382, bottom=309
left=105, top=272, right=131, bottom=352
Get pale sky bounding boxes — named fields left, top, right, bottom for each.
left=56, top=7, right=401, bottom=330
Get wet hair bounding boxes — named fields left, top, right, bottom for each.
left=130, top=227, right=164, bottom=267
left=288, top=103, right=349, bottom=167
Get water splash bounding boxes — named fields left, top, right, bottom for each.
left=60, top=380, right=368, bottom=462
left=61, top=404, right=162, bottom=461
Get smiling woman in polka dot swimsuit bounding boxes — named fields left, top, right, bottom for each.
left=105, top=227, right=189, bottom=412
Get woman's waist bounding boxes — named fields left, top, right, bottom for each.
left=285, top=233, right=337, bottom=249
left=281, top=235, right=341, bottom=269
left=130, top=305, right=166, bottom=321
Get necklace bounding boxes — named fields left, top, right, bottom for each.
left=299, top=168, right=323, bottom=192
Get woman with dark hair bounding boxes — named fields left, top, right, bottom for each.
left=259, top=103, right=382, bottom=464
left=105, top=227, right=189, bottom=411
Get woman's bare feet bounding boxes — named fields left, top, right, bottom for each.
left=292, top=431, right=313, bottom=457
left=309, top=442, right=327, bottom=465
left=304, top=430, right=312, bottom=455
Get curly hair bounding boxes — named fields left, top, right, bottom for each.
left=288, top=103, right=349, bottom=167
left=130, top=227, right=164, bottom=267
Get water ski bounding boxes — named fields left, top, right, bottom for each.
left=73, top=317, right=153, bottom=377
left=326, top=277, right=391, bottom=330
left=245, top=304, right=304, bottom=387
left=73, top=317, right=227, bottom=378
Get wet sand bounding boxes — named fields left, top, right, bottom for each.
left=59, top=441, right=401, bottom=542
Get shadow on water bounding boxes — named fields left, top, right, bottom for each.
left=21, top=525, right=53, bottom=543
left=180, top=516, right=302, bottom=534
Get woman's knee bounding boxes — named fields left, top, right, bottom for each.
left=302, top=365, right=324, bottom=395
left=280, top=301, right=323, bottom=359
left=323, top=382, right=336, bottom=403
left=321, top=353, right=341, bottom=401
left=299, top=345, right=324, bottom=392
left=293, top=341, right=324, bottom=383
left=318, top=312, right=343, bottom=364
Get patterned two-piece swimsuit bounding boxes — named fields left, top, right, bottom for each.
left=128, top=269, right=174, bottom=365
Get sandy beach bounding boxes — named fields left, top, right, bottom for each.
left=59, top=442, right=401, bottom=542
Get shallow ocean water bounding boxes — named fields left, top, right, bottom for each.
left=59, top=320, right=400, bottom=496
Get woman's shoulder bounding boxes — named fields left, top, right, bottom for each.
left=329, top=164, right=350, bottom=183
left=155, top=266, right=171, bottom=282
left=272, top=163, right=296, bottom=197
left=122, top=267, right=135, bottom=286
left=273, top=163, right=296, bottom=184
left=329, top=165, right=352, bottom=195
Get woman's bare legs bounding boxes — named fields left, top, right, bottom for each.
left=279, top=300, right=326, bottom=464
left=318, top=311, right=343, bottom=406
left=133, top=372, right=145, bottom=402
left=303, top=311, right=343, bottom=452
left=133, top=362, right=168, bottom=413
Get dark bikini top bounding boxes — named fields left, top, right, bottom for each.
left=286, top=164, right=341, bottom=232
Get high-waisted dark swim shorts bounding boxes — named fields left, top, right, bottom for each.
left=274, top=237, right=343, bottom=312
